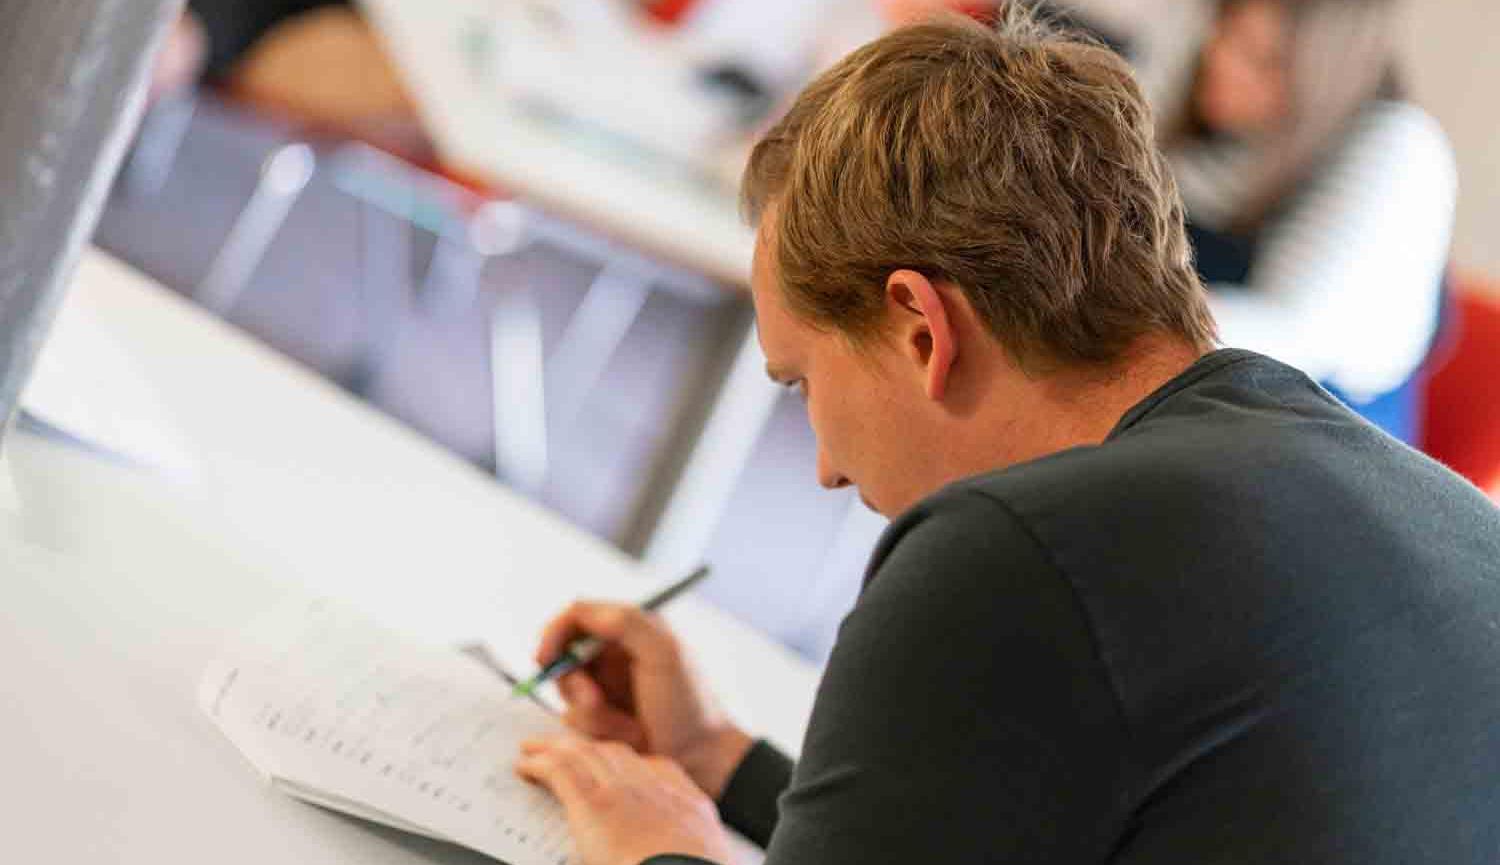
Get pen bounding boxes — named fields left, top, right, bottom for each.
left=511, top=565, right=711, bottom=698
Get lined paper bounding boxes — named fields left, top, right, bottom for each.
left=201, top=597, right=574, bottom=865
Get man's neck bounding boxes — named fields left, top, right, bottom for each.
left=1044, top=335, right=1209, bottom=444
left=956, top=335, right=1208, bottom=474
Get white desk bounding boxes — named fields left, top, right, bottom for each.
left=2, top=251, right=817, bottom=863
left=357, top=0, right=755, bottom=288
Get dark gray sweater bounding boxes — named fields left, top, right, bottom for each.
left=648, top=349, right=1500, bottom=864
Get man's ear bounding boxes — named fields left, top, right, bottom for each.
left=885, top=269, right=957, bottom=401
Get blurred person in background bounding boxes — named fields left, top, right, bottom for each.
left=150, top=0, right=428, bottom=155
left=1157, top=0, right=1456, bottom=443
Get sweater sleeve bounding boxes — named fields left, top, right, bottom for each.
left=757, top=490, right=1135, bottom=864
left=1209, top=101, right=1457, bottom=402
left=716, top=739, right=795, bottom=847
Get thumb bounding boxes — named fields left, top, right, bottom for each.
left=539, top=601, right=680, bottom=668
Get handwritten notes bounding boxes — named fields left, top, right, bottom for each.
left=201, top=597, right=574, bottom=865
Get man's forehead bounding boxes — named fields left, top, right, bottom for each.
left=751, top=215, right=776, bottom=270
left=748, top=218, right=806, bottom=374
left=748, top=220, right=778, bottom=315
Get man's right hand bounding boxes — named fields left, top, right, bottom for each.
left=535, top=601, right=754, bottom=800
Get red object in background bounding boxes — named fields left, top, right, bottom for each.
left=955, top=2, right=996, bottom=20
left=1423, top=278, right=1500, bottom=497
left=644, top=0, right=701, bottom=25
left=646, top=0, right=992, bottom=28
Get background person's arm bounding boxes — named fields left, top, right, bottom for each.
left=187, top=0, right=348, bottom=81
left=1208, top=102, right=1458, bottom=402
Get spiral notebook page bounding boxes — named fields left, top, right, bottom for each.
left=200, top=596, right=575, bottom=865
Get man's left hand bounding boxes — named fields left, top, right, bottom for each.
left=517, top=736, right=733, bottom=865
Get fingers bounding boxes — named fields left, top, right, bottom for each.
left=644, top=753, right=695, bottom=786
left=516, top=736, right=611, bottom=803
left=516, top=744, right=590, bottom=804
left=555, top=669, right=603, bottom=707
left=535, top=601, right=680, bottom=668
left=516, top=737, right=648, bottom=805
left=517, top=738, right=734, bottom=865
left=558, top=673, right=647, bottom=747
left=519, top=738, right=679, bottom=783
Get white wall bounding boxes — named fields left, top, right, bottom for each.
left=1399, top=1, right=1500, bottom=284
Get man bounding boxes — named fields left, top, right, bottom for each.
left=516, top=8, right=1500, bottom=864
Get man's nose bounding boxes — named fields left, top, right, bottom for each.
left=816, top=448, right=851, bottom=490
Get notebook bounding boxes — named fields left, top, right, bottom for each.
left=199, top=596, right=575, bottom=865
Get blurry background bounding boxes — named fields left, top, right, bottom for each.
left=1398, top=0, right=1500, bottom=280
left=82, top=0, right=1500, bottom=666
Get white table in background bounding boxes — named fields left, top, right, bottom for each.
left=0, top=250, right=817, bottom=864
left=358, top=0, right=755, bottom=287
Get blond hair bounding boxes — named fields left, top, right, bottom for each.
left=743, top=6, right=1216, bottom=369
